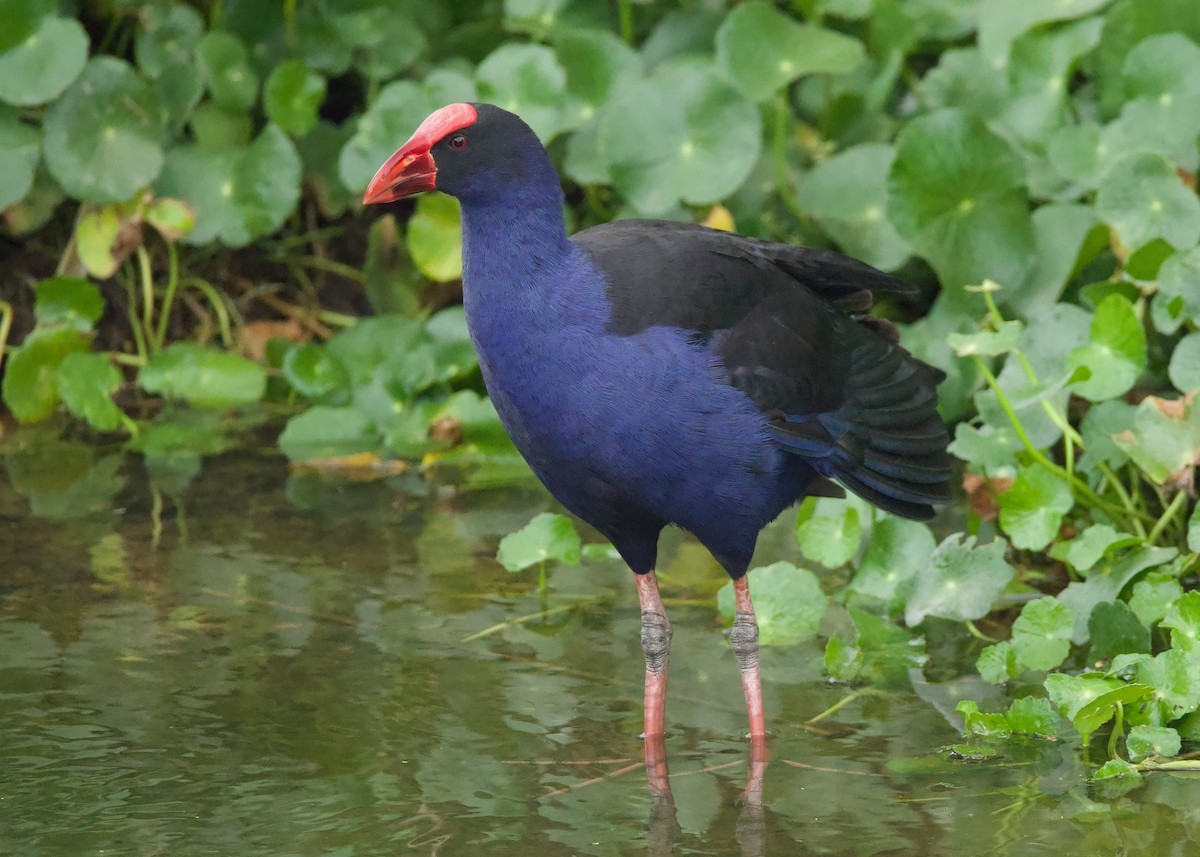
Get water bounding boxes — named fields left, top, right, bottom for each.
left=2, top=443, right=1198, bottom=855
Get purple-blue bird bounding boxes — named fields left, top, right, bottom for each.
left=363, top=103, right=949, bottom=742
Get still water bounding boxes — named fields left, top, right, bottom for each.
left=1, top=439, right=1197, bottom=855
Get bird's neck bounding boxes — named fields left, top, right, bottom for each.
left=459, top=182, right=571, bottom=300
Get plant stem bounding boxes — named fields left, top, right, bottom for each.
left=293, top=255, right=366, bottom=284
left=137, top=246, right=156, bottom=353
left=182, top=277, right=235, bottom=346
left=617, top=0, right=633, bottom=44
left=154, top=240, right=180, bottom=352
left=0, top=301, right=12, bottom=358
left=965, top=620, right=999, bottom=642
left=1147, top=489, right=1188, bottom=545
left=120, top=269, right=148, bottom=362
left=1108, top=703, right=1124, bottom=760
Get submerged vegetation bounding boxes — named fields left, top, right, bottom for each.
left=2, top=0, right=1200, bottom=790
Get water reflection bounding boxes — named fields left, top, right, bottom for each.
left=1, top=445, right=1198, bottom=855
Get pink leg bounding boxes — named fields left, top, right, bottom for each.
left=636, top=571, right=671, bottom=739
left=731, top=577, right=766, bottom=738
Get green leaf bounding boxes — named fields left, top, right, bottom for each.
left=56, top=352, right=124, bottom=432
left=554, top=28, right=640, bottom=112
left=0, top=105, right=39, bottom=209
left=1154, top=246, right=1200, bottom=333
left=976, top=0, right=1109, bottom=65
left=277, top=406, right=379, bottom=461
left=948, top=423, right=1020, bottom=472
left=1096, top=153, right=1200, bottom=253
left=1091, top=759, right=1144, bottom=797
left=998, top=463, right=1074, bottom=551
left=475, top=43, right=577, bottom=142
left=904, top=534, right=1014, bottom=626
left=264, top=60, right=326, bottom=138
left=1122, top=32, right=1200, bottom=101
left=1138, top=647, right=1200, bottom=716
left=1, top=326, right=89, bottom=423
left=1074, top=682, right=1153, bottom=736
left=797, top=143, right=910, bottom=271
left=0, top=14, right=87, bottom=107
left=717, top=562, right=827, bottom=646
left=1127, top=724, right=1181, bottom=762
left=977, top=640, right=1020, bottom=684
left=1190, top=504, right=1200, bottom=553
left=1056, top=525, right=1141, bottom=574
left=1065, top=294, right=1147, bottom=402
left=1161, top=591, right=1200, bottom=650
left=1005, top=696, right=1060, bottom=739
left=714, top=1, right=864, bottom=101
left=1168, top=332, right=1200, bottom=393
left=0, top=0, right=53, bottom=54
left=496, top=512, right=581, bottom=572
left=796, top=505, right=861, bottom=568
left=281, top=343, right=350, bottom=402
left=139, top=343, right=267, bottom=409
left=1111, top=394, right=1200, bottom=486
left=135, top=3, right=205, bottom=127
left=34, top=276, right=103, bottom=329
left=1088, top=601, right=1151, bottom=662
left=42, top=56, right=165, bottom=203
left=156, top=124, right=301, bottom=247
left=406, top=192, right=462, bottom=282
left=197, top=31, right=258, bottom=111
left=1129, top=573, right=1184, bottom=627
left=888, top=109, right=1033, bottom=296
left=850, top=516, right=936, bottom=603
left=1011, top=597, right=1075, bottom=672
left=947, top=320, right=1023, bottom=357
left=598, top=58, right=760, bottom=215
left=957, top=700, right=1012, bottom=738
left=823, top=634, right=862, bottom=682
left=144, top=198, right=196, bottom=241
left=74, top=206, right=123, bottom=279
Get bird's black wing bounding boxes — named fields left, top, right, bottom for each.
left=572, top=219, right=950, bottom=520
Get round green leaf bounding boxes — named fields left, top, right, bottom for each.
left=1058, top=524, right=1140, bottom=573
left=34, top=276, right=103, bottom=329
left=850, top=516, right=936, bottom=602
left=976, top=641, right=1019, bottom=684
left=998, top=463, right=1074, bottom=551
left=1091, top=759, right=1144, bottom=797
left=1129, top=573, right=1184, bottom=627
left=338, top=71, right=477, bottom=193
left=714, top=1, right=864, bottom=101
left=265, top=60, right=327, bottom=138
left=475, top=43, right=577, bottom=142
left=904, top=534, right=1015, bottom=626
left=1154, top=246, right=1200, bottom=333
left=56, top=351, right=124, bottom=432
left=798, top=143, right=910, bottom=271
left=1, top=326, right=90, bottom=423
left=888, top=109, right=1034, bottom=295
left=1066, top=294, right=1147, bottom=402
left=42, top=56, right=165, bottom=203
left=1096, top=153, right=1200, bottom=252
left=1137, top=648, right=1200, bottom=716
left=156, top=124, right=301, bottom=247
left=1011, top=597, right=1074, bottom=671
left=0, top=0, right=54, bottom=54
left=717, top=562, right=827, bottom=646
left=1169, top=332, right=1200, bottom=393
left=599, top=59, right=761, bottom=214
left=1126, top=724, right=1181, bottom=762
left=197, top=30, right=258, bottom=111
left=139, top=343, right=267, bottom=409
left=977, top=0, right=1109, bottom=65
left=496, top=512, right=582, bottom=572
left=278, top=406, right=379, bottom=461
left=0, top=105, right=40, bottom=209
left=1161, top=591, right=1200, bottom=650
left=135, top=3, right=205, bottom=127
left=1123, top=32, right=1200, bottom=100
left=74, top=206, right=123, bottom=278
left=554, top=28, right=641, bottom=113
left=144, top=197, right=196, bottom=241
left=407, top=192, right=462, bottom=282
left=282, top=342, right=350, bottom=401
left=796, top=505, right=861, bottom=568
left=1087, top=600, right=1151, bottom=662
left=1005, top=696, right=1060, bottom=738
left=0, top=15, right=87, bottom=107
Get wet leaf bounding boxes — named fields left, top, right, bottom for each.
left=42, top=56, right=165, bottom=203
left=1, top=326, right=89, bottom=423
left=496, top=512, right=581, bottom=572
left=1088, top=601, right=1151, bottom=662
left=156, top=124, right=301, bottom=247
left=197, top=30, right=257, bottom=111
left=0, top=14, right=87, bottom=106
left=796, top=504, right=861, bottom=568
left=823, top=634, right=862, bottom=682
left=997, top=463, right=1073, bottom=551
left=139, top=343, right=267, bottom=409
left=850, top=516, right=935, bottom=603
left=406, top=192, right=462, bottom=282
left=714, top=1, right=864, bottom=101
left=1096, top=153, right=1200, bottom=252
left=1091, top=759, right=1144, bottom=797
left=718, top=561, right=826, bottom=645
left=905, top=534, right=1014, bottom=626
left=56, top=352, right=124, bottom=432
left=265, top=60, right=326, bottom=137
left=888, top=109, right=1033, bottom=296
left=1127, top=724, right=1181, bottom=762
left=1011, top=597, right=1075, bottom=672
left=1066, top=294, right=1147, bottom=402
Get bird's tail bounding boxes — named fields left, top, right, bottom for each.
left=768, top=333, right=951, bottom=521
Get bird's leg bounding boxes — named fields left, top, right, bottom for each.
left=730, top=576, right=766, bottom=738
left=636, top=571, right=672, bottom=740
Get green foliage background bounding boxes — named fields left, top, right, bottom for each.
left=2, top=0, right=1200, bottom=781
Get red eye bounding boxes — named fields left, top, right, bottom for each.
left=449, top=134, right=467, bottom=150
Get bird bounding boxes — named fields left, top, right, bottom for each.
left=363, top=102, right=950, bottom=742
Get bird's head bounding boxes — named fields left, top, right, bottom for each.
left=362, top=103, right=543, bottom=206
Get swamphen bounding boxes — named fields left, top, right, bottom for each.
left=363, top=103, right=950, bottom=740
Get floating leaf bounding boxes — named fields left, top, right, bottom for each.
left=1088, top=601, right=1151, bottom=662
left=156, top=124, right=301, bottom=246
left=714, top=0, right=864, bottom=101
left=957, top=700, right=1011, bottom=738
left=717, top=562, right=826, bottom=645
left=407, top=192, right=462, bottom=282
left=265, top=60, right=326, bottom=137
left=1005, top=696, right=1059, bottom=739
left=998, top=463, right=1074, bottom=551
left=496, top=512, right=581, bottom=572
left=1126, top=725, right=1181, bottom=762
left=1011, top=597, right=1075, bottom=672
left=197, top=30, right=257, bottom=111
left=277, top=406, right=379, bottom=461
left=1, top=326, right=89, bottom=423
left=796, top=505, right=861, bottom=568
left=904, top=534, right=1014, bottom=626
left=42, top=56, right=165, bottom=203
left=888, top=109, right=1033, bottom=296
left=850, top=516, right=936, bottom=603
left=1090, top=759, right=1144, bottom=798
left=0, top=14, right=87, bottom=107
left=1096, top=153, right=1200, bottom=253
left=598, top=58, right=760, bottom=215
left=56, top=352, right=124, bottom=432
left=139, top=343, right=267, bottom=409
